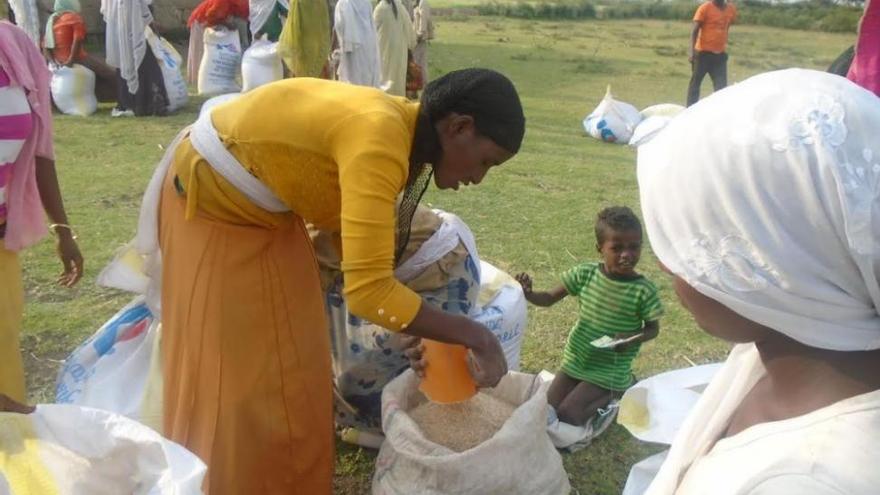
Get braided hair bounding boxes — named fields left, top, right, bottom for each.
left=396, top=68, right=525, bottom=261
left=409, top=68, right=526, bottom=171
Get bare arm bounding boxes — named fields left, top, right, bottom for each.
left=35, top=156, right=83, bottom=287
left=689, top=21, right=701, bottom=62
left=515, top=273, right=568, bottom=307
left=65, top=38, right=83, bottom=66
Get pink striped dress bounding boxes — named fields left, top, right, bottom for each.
left=0, top=67, right=33, bottom=232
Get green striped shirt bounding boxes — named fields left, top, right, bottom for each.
left=560, top=262, right=663, bottom=391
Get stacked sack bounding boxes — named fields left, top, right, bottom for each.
left=145, top=26, right=189, bottom=113
left=241, top=38, right=283, bottom=92
left=198, top=26, right=242, bottom=95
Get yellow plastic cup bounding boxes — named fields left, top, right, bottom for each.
left=418, top=339, right=478, bottom=404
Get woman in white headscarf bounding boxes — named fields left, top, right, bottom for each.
left=101, top=0, right=167, bottom=116
left=637, top=68, right=880, bottom=494
left=333, top=0, right=380, bottom=87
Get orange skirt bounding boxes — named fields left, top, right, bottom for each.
left=158, top=168, right=333, bottom=494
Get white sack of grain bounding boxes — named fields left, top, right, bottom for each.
left=0, top=404, right=205, bottom=493
left=241, top=39, right=282, bottom=92
left=373, top=370, right=571, bottom=495
left=473, top=261, right=527, bottom=371
left=145, top=26, right=189, bottom=113
left=50, top=63, right=97, bottom=116
left=582, top=85, right=642, bottom=144
left=198, top=27, right=242, bottom=95
left=639, top=103, right=685, bottom=119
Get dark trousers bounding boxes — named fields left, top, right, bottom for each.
left=116, top=46, right=169, bottom=117
left=687, top=51, right=728, bottom=106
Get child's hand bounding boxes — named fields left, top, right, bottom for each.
left=611, top=332, right=641, bottom=352
left=515, top=273, right=533, bottom=296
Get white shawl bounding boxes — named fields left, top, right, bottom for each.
left=639, top=68, right=880, bottom=352
left=637, top=67, right=880, bottom=494
left=249, top=0, right=289, bottom=36
left=8, top=0, right=40, bottom=45
left=334, top=0, right=380, bottom=87
left=101, top=0, right=153, bottom=95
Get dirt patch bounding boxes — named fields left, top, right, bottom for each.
left=21, top=331, right=77, bottom=403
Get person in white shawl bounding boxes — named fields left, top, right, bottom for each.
left=412, top=0, right=433, bottom=84
left=250, top=0, right=288, bottom=41
left=101, top=0, right=167, bottom=116
left=333, top=0, right=380, bottom=87
left=636, top=68, right=880, bottom=495
left=373, top=0, right=414, bottom=96
left=5, top=0, right=40, bottom=44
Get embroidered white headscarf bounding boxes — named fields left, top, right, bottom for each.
left=638, top=69, right=880, bottom=351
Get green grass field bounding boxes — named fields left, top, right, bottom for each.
left=20, top=17, right=852, bottom=495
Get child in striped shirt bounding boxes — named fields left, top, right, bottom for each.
left=516, top=206, right=663, bottom=427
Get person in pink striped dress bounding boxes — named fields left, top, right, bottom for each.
left=849, top=0, right=879, bottom=96
left=0, top=20, right=83, bottom=403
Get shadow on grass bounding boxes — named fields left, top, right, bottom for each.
left=22, top=331, right=75, bottom=404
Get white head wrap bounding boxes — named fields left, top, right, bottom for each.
left=638, top=69, right=880, bottom=351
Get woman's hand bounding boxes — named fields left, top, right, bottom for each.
left=0, top=394, right=35, bottom=414
left=402, top=335, right=426, bottom=377
left=55, top=231, right=83, bottom=287
left=401, top=324, right=507, bottom=388
left=466, top=327, right=508, bottom=388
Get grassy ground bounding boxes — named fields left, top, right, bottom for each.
left=20, top=17, right=851, bottom=495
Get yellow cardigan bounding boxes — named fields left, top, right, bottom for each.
left=171, top=78, right=422, bottom=331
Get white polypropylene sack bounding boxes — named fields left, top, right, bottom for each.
left=49, top=63, right=97, bottom=116
left=622, top=450, right=668, bottom=495
left=145, top=26, right=189, bottom=113
left=198, top=27, right=242, bottom=95
left=639, top=103, right=685, bottom=118
left=55, top=296, right=164, bottom=432
left=373, top=370, right=571, bottom=495
left=539, top=371, right=620, bottom=452
left=96, top=242, right=149, bottom=295
left=473, top=261, right=527, bottom=371
left=617, top=363, right=721, bottom=445
left=241, top=39, right=282, bottom=92
left=0, top=404, right=205, bottom=494
left=582, top=85, right=642, bottom=144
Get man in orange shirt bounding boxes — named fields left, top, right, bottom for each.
left=687, top=0, right=737, bottom=106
